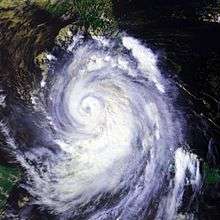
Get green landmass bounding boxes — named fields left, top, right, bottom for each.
left=0, top=165, right=21, bottom=214
left=0, top=0, right=116, bottom=34
left=204, top=163, right=220, bottom=184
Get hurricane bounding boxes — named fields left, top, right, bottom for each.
left=1, top=34, right=201, bottom=220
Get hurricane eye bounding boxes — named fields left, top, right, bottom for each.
left=3, top=34, right=200, bottom=219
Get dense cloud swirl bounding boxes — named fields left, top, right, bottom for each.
left=2, top=34, right=200, bottom=219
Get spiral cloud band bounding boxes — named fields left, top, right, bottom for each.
left=1, top=34, right=200, bottom=219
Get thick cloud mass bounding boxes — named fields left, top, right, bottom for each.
left=1, top=35, right=201, bottom=219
